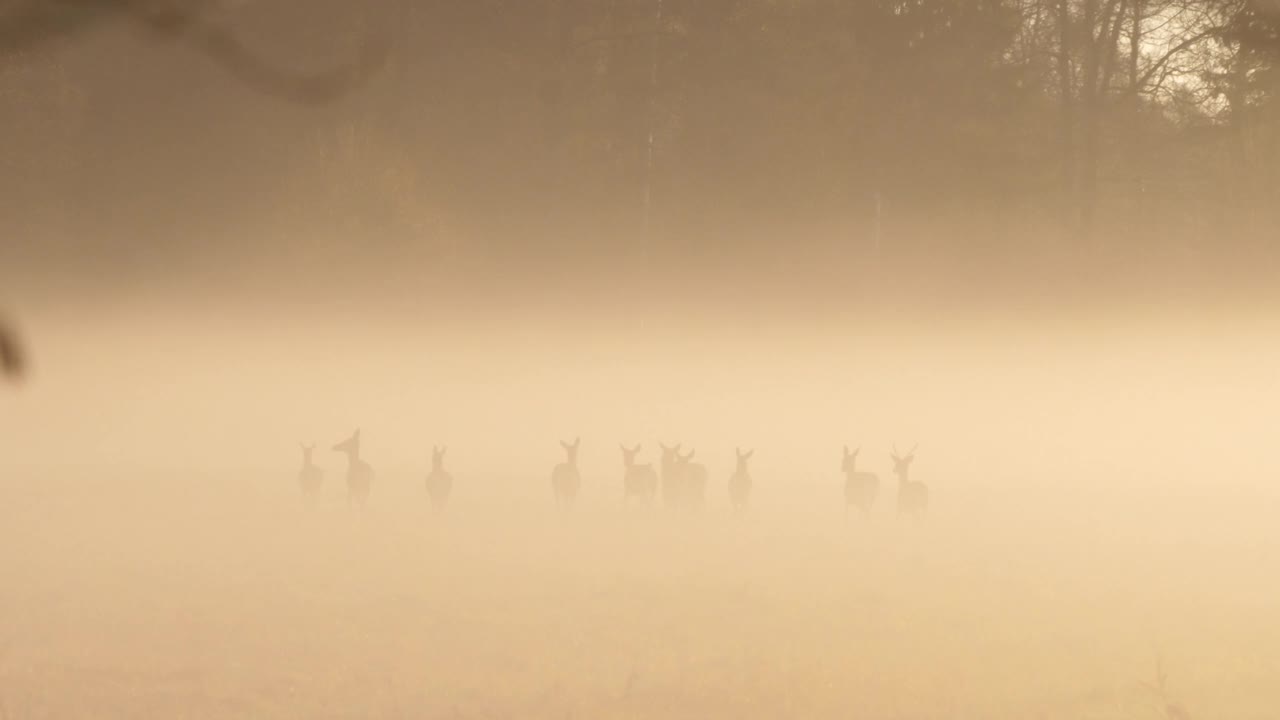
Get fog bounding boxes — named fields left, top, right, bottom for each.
left=4, top=269, right=1279, bottom=717
left=4, top=0, right=1280, bottom=717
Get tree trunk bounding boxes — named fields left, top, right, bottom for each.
left=642, top=0, right=663, bottom=238
left=1057, top=0, right=1078, bottom=234
left=1079, top=0, right=1100, bottom=240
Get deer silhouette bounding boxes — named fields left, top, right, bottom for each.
left=675, top=448, right=708, bottom=509
left=333, top=429, right=374, bottom=508
left=552, top=438, right=581, bottom=508
left=729, top=448, right=753, bottom=512
left=621, top=444, right=658, bottom=505
left=841, top=445, right=879, bottom=517
left=297, top=444, right=323, bottom=503
left=425, top=445, right=453, bottom=509
left=659, top=443, right=684, bottom=508
left=891, top=444, right=927, bottom=516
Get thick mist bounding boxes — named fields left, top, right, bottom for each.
left=5, top=275, right=1280, bottom=717
left=4, top=0, right=1280, bottom=716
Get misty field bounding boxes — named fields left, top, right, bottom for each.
left=3, top=468, right=1276, bottom=720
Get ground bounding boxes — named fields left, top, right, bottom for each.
left=2, top=470, right=1275, bottom=719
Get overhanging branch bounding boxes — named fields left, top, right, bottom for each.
left=0, top=0, right=390, bottom=104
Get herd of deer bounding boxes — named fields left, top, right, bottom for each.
left=300, top=430, right=931, bottom=516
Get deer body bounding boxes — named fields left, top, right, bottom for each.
left=891, top=445, right=928, bottom=516
left=621, top=444, right=658, bottom=504
left=425, top=446, right=453, bottom=509
left=552, top=438, right=581, bottom=507
left=841, top=446, right=879, bottom=516
left=675, top=449, right=708, bottom=509
left=659, top=443, right=684, bottom=508
left=297, top=444, right=323, bottom=503
left=333, top=429, right=374, bottom=508
left=728, top=448, right=753, bottom=511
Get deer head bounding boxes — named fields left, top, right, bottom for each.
left=333, top=429, right=362, bottom=456
left=842, top=445, right=861, bottom=473
left=560, top=437, right=580, bottom=464
left=660, top=443, right=681, bottom=467
left=890, top=443, right=917, bottom=479
left=621, top=443, right=642, bottom=467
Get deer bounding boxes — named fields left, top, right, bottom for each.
left=297, top=443, right=323, bottom=503
left=333, top=429, right=374, bottom=508
left=551, top=438, right=581, bottom=508
left=728, top=447, right=753, bottom=512
left=675, top=448, right=708, bottom=509
left=659, top=442, right=684, bottom=508
left=841, top=445, right=879, bottom=517
left=621, top=444, right=658, bottom=505
left=891, top=444, right=928, bottom=516
left=425, top=445, right=453, bottom=509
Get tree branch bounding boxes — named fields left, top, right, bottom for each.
left=0, top=0, right=390, bottom=105
left=0, top=319, right=23, bottom=381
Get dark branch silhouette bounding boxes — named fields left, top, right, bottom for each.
left=0, top=319, right=23, bottom=381
left=0, top=0, right=390, bottom=104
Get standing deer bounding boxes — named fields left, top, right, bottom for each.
left=551, top=438, right=581, bottom=508
left=333, top=429, right=374, bottom=508
left=675, top=448, right=708, bottom=509
left=659, top=442, right=684, bottom=508
left=841, top=445, right=879, bottom=517
left=621, top=444, right=658, bottom=505
left=728, top=447, right=753, bottom=512
left=891, top=444, right=928, bottom=516
left=425, top=445, right=453, bottom=509
left=297, top=443, right=323, bottom=503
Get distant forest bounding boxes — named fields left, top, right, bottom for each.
left=1, top=0, right=1277, bottom=266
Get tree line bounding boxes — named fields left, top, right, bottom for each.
left=0, top=0, right=1276, bottom=262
